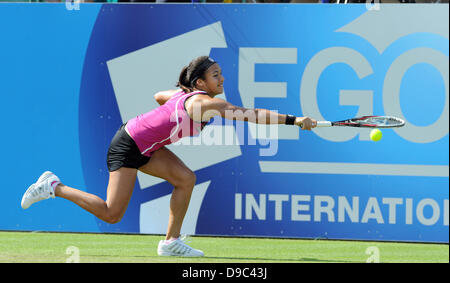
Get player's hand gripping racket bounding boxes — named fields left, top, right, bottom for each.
left=315, top=116, right=405, bottom=128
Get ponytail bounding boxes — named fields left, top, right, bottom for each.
left=176, top=65, right=192, bottom=93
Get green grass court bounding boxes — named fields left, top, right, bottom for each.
left=0, top=231, right=447, bottom=263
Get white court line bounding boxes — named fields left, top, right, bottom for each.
left=259, top=161, right=449, bottom=177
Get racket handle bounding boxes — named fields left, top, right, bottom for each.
left=316, top=121, right=332, bottom=127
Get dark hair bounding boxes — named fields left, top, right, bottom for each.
left=177, top=56, right=217, bottom=93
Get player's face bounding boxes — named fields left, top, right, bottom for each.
left=197, top=63, right=224, bottom=95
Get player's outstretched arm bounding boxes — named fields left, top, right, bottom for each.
left=191, top=96, right=316, bottom=130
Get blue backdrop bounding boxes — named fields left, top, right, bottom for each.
left=0, top=3, right=448, bottom=243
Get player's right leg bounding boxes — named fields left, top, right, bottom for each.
left=21, top=168, right=137, bottom=224
left=55, top=167, right=137, bottom=224
left=21, top=122, right=144, bottom=223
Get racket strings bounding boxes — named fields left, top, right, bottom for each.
left=358, top=116, right=405, bottom=128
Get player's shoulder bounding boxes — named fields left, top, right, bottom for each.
left=189, top=92, right=213, bottom=102
left=192, top=94, right=228, bottom=107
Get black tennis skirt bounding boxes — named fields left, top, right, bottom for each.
left=107, top=123, right=151, bottom=172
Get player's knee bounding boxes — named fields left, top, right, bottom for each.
left=104, top=211, right=123, bottom=224
left=105, top=215, right=121, bottom=224
left=173, top=170, right=196, bottom=189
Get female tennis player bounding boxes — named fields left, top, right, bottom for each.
left=21, top=56, right=317, bottom=257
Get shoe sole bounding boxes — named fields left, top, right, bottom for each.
left=21, top=183, right=36, bottom=209
left=157, top=251, right=204, bottom=257
left=157, top=248, right=204, bottom=257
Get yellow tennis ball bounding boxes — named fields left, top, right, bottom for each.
left=370, top=129, right=382, bottom=142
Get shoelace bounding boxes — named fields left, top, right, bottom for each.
left=170, top=235, right=193, bottom=255
left=29, top=184, right=48, bottom=198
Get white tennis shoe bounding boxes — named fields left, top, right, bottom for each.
left=157, top=235, right=204, bottom=257
left=21, top=171, right=60, bottom=209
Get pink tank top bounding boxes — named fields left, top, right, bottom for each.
left=126, top=91, right=208, bottom=157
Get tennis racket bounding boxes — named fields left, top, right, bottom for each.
left=315, top=116, right=405, bottom=128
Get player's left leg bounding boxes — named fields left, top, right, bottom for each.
left=138, top=146, right=204, bottom=257
left=138, top=146, right=196, bottom=240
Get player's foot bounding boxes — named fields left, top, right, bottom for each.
left=21, top=171, right=60, bottom=209
left=157, top=236, right=204, bottom=257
